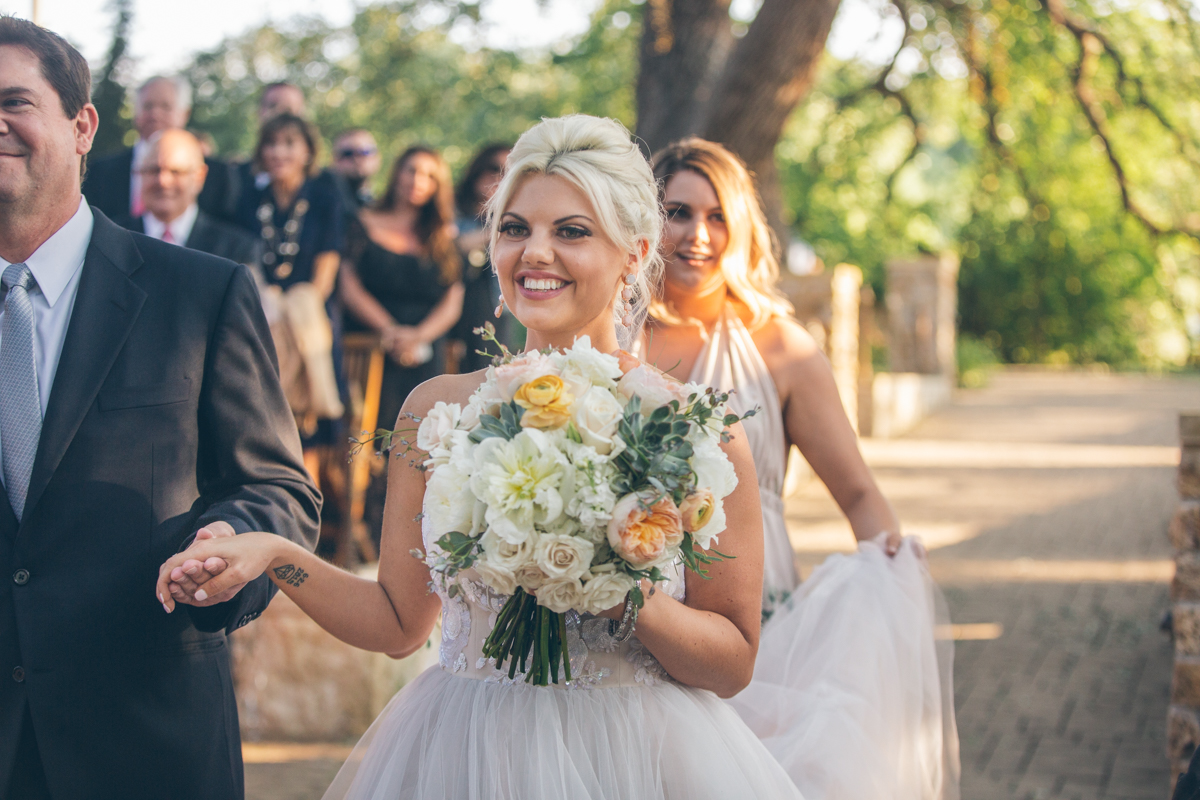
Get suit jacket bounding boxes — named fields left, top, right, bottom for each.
left=121, top=209, right=262, bottom=267
left=84, top=148, right=241, bottom=225
left=0, top=211, right=321, bottom=799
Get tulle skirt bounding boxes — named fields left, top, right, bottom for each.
left=729, top=536, right=961, bottom=800
left=322, top=667, right=805, bottom=800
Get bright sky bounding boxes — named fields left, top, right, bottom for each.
left=0, top=0, right=896, bottom=80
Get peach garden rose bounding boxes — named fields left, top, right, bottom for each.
left=607, top=493, right=683, bottom=568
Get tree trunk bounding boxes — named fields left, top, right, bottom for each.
left=635, top=0, right=843, bottom=260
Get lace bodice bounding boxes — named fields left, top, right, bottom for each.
left=424, top=514, right=686, bottom=689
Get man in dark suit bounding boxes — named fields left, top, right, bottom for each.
left=119, top=128, right=259, bottom=266
left=0, top=17, right=320, bottom=799
left=82, top=74, right=239, bottom=225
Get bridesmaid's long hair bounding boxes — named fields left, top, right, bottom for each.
left=377, top=146, right=461, bottom=285
left=651, top=138, right=793, bottom=329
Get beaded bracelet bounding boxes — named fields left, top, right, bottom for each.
left=609, top=592, right=638, bottom=643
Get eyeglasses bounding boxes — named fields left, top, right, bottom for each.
left=136, top=167, right=196, bottom=179
left=336, top=147, right=377, bottom=160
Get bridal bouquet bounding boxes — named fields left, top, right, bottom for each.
left=409, top=331, right=750, bottom=685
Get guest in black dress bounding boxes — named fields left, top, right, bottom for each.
left=233, top=113, right=345, bottom=485
left=341, top=146, right=464, bottom=431
left=452, top=143, right=518, bottom=372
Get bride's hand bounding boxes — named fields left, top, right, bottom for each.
left=156, top=532, right=283, bottom=613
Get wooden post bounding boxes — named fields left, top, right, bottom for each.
left=1168, top=412, right=1200, bottom=789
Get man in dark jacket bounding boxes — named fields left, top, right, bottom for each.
left=118, top=128, right=259, bottom=267
left=0, top=17, right=319, bottom=799
left=82, top=74, right=238, bottom=224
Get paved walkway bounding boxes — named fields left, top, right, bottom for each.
left=245, top=370, right=1200, bottom=799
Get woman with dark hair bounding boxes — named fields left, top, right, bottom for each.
left=234, top=112, right=346, bottom=485
left=452, top=143, right=514, bottom=372
left=340, top=145, right=464, bottom=432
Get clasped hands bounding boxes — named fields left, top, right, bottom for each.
left=157, top=521, right=243, bottom=612
left=381, top=324, right=430, bottom=367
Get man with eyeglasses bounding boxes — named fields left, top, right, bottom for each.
left=122, top=129, right=259, bottom=266
left=328, top=128, right=381, bottom=211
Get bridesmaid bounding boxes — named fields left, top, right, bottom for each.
left=640, top=138, right=901, bottom=616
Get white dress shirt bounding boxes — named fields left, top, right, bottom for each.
left=143, top=203, right=198, bottom=246
left=0, top=199, right=94, bottom=486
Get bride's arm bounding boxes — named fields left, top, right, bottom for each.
left=155, top=381, right=458, bottom=659
left=622, top=426, right=766, bottom=698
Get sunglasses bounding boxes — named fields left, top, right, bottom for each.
left=336, top=147, right=377, bottom=159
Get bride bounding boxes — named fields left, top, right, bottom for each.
left=158, top=114, right=806, bottom=799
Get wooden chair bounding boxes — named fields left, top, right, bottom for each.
left=338, top=332, right=385, bottom=565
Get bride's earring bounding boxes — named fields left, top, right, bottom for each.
left=494, top=296, right=505, bottom=319
left=620, top=273, right=636, bottom=327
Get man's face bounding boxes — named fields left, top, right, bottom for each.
left=0, top=45, right=95, bottom=208
left=134, top=79, right=189, bottom=140
left=332, top=131, right=380, bottom=181
left=138, top=131, right=207, bottom=224
left=258, top=85, right=305, bottom=124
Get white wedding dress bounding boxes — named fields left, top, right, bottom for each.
left=322, top=312, right=959, bottom=799
left=322, top=521, right=805, bottom=799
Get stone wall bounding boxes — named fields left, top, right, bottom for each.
left=1168, top=412, right=1200, bottom=786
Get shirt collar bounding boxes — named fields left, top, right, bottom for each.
left=2, top=198, right=93, bottom=308
left=144, top=203, right=198, bottom=244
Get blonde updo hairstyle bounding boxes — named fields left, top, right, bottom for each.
left=487, top=114, right=664, bottom=348
left=651, top=138, right=794, bottom=329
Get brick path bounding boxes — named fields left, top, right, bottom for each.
left=245, top=370, right=1200, bottom=799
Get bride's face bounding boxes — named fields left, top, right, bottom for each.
left=661, top=170, right=729, bottom=295
left=493, top=173, right=630, bottom=350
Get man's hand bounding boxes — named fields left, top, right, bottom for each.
left=161, top=522, right=248, bottom=608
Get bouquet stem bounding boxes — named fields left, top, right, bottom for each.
left=481, top=589, right=573, bottom=686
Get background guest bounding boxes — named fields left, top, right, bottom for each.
left=258, top=81, right=307, bottom=124
left=340, top=146, right=463, bottom=545
left=452, top=142, right=515, bottom=372
left=342, top=145, right=463, bottom=425
left=329, top=128, right=381, bottom=212
left=83, top=74, right=237, bottom=223
left=233, top=113, right=346, bottom=486
left=122, top=128, right=259, bottom=266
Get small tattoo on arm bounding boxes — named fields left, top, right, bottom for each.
left=273, top=564, right=308, bottom=587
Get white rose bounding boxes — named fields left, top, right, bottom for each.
left=560, top=336, right=623, bottom=391
left=481, top=529, right=535, bottom=572
left=473, top=561, right=518, bottom=595
left=570, top=387, right=624, bottom=455
left=536, top=576, right=585, bottom=613
left=690, top=436, right=739, bottom=500
left=580, top=571, right=636, bottom=615
left=515, top=562, right=550, bottom=592
left=416, top=401, right=462, bottom=452
left=617, top=365, right=687, bottom=411
left=534, top=534, right=594, bottom=581
left=459, top=396, right=483, bottom=431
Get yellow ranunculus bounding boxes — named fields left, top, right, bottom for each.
left=514, top=375, right=574, bottom=429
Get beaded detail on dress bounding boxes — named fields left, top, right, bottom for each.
left=424, top=513, right=685, bottom=689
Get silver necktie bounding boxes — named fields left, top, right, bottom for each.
left=1, top=263, right=42, bottom=521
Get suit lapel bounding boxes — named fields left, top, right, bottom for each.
left=21, top=213, right=147, bottom=522
left=0, top=483, right=16, bottom=541
left=185, top=212, right=211, bottom=252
